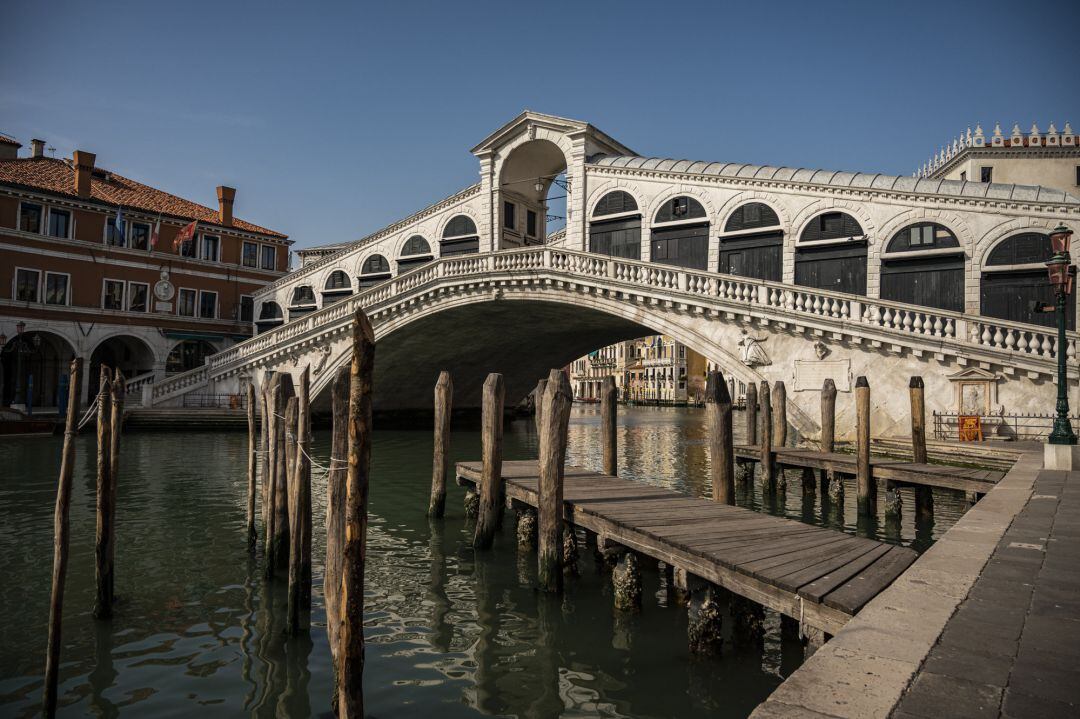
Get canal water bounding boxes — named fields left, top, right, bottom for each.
left=0, top=405, right=966, bottom=718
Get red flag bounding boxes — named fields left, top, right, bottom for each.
left=150, top=216, right=161, bottom=250
left=173, top=220, right=198, bottom=252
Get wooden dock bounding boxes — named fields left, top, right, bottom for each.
left=734, top=445, right=1004, bottom=494
left=456, top=459, right=918, bottom=635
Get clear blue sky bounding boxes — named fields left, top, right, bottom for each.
left=2, top=0, right=1077, bottom=254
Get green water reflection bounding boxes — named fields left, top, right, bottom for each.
left=0, top=405, right=960, bottom=717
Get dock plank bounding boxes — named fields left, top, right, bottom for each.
left=457, top=459, right=918, bottom=634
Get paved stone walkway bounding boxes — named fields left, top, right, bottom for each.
left=893, top=467, right=1080, bottom=718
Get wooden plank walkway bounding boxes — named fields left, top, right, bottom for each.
left=456, top=460, right=918, bottom=635
left=733, top=445, right=1004, bottom=493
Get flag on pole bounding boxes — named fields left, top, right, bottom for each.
left=150, top=215, right=161, bottom=250
left=113, top=206, right=126, bottom=245
left=173, top=220, right=198, bottom=253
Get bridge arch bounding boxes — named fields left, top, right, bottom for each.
left=303, top=287, right=815, bottom=433
left=495, top=136, right=572, bottom=249
left=588, top=189, right=643, bottom=259
left=321, top=269, right=353, bottom=305
left=977, top=229, right=1076, bottom=329
left=256, top=300, right=284, bottom=334
left=647, top=192, right=712, bottom=270
left=357, top=253, right=392, bottom=289
left=437, top=212, right=481, bottom=257
left=717, top=199, right=787, bottom=282
left=793, top=208, right=869, bottom=296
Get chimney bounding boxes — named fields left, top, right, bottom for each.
left=73, top=150, right=96, bottom=199
left=217, top=185, right=235, bottom=227
left=30, top=138, right=45, bottom=158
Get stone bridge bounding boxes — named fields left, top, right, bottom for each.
left=145, top=245, right=1078, bottom=439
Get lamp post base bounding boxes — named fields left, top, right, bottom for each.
left=1044, top=442, right=1080, bottom=471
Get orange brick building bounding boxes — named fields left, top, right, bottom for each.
left=0, top=134, right=290, bottom=409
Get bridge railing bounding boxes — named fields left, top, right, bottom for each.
left=146, top=245, right=1078, bottom=404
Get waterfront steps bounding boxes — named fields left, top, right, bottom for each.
left=122, top=408, right=248, bottom=432
left=456, top=459, right=917, bottom=636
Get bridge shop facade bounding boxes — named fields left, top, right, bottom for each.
left=146, top=112, right=1079, bottom=438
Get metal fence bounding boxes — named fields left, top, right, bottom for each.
left=181, top=393, right=248, bottom=410
left=932, top=411, right=1080, bottom=441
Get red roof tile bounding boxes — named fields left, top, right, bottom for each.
left=0, top=134, right=21, bottom=147
left=0, top=156, right=288, bottom=239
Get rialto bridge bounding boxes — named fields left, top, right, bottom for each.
left=140, top=112, right=1080, bottom=438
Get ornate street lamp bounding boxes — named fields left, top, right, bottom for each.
left=1047, top=224, right=1077, bottom=446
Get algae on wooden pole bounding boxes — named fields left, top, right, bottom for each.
left=93, top=365, right=114, bottom=619
left=428, top=371, right=453, bottom=518
left=537, top=370, right=573, bottom=593
left=339, top=310, right=375, bottom=719
left=474, top=373, right=505, bottom=550
left=43, top=358, right=82, bottom=719
left=705, top=370, right=735, bottom=505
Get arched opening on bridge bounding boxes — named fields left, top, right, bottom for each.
left=322, top=270, right=353, bottom=305
left=794, top=211, right=867, bottom=295
left=651, top=196, right=709, bottom=270
left=90, top=335, right=155, bottom=399
left=881, top=222, right=964, bottom=312
left=397, top=235, right=433, bottom=273
left=498, top=138, right=567, bottom=248
left=981, top=232, right=1075, bottom=329
left=589, top=191, right=641, bottom=260
left=358, top=254, right=392, bottom=289
left=166, top=339, right=219, bottom=374
left=256, top=301, right=284, bottom=334
left=718, top=202, right=783, bottom=281
left=440, top=215, right=479, bottom=257
left=288, top=285, right=317, bottom=320
left=1, top=329, right=75, bottom=411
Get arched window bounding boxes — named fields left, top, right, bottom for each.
left=291, top=285, right=316, bottom=306
left=650, top=196, right=708, bottom=270
left=718, top=203, right=783, bottom=281
left=322, top=270, right=352, bottom=304
left=256, top=301, right=284, bottom=333
left=358, top=254, right=391, bottom=289
left=981, top=232, right=1075, bottom=329
left=795, top=212, right=867, bottom=295
left=881, top=223, right=964, bottom=312
left=590, top=191, right=641, bottom=260
left=398, top=235, right=433, bottom=272
left=401, top=235, right=431, bottom=256
left=441, top=215, right=479, bottom=256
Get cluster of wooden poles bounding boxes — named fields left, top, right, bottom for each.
left=44, top=363, right=126, bottom=717
left=736, top=375, right=932, bottom=519
left=245, top=311, right=375, bottom=718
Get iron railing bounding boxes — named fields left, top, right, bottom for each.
left=933, top=410, right=1080, bottom=441
left=181, top=393, right=248, bottom=410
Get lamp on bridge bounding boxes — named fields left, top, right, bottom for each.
left=1046, top=224, right=1077, bottom=448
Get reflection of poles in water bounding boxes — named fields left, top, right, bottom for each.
left=471, top=555, right=502, bottom=714
left=526, top=594, right=564, bottom=719
left=280, top=632, right=313, bottom=719
left=88, top=619, right=118, bottom=718
left=240, top=556, right=259, bottom=712
left=427, top=518, right=453, bottom=652
left=912, top=492, right=936, bottom=553
left=252, top=578, right=283, bottom=717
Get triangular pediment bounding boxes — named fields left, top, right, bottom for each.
left=948, top=366, right=1000, bottom=382
left=470, top=110, right=635, bottom=157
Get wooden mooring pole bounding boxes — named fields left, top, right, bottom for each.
left=820, top=378, right=837, bottom=496
left=600, top=376, right=617, bottom=476
left=287, top=366, right=312, bottom=634
left=263, top=372, right=280, bottom=574
left=43, top=358, right=82, bottom=719
left=428, top=371, right=453, bottom=518
left=533, top=377, right=549, bottom=436
left=745, top=381, right=758, bottom=447
left=772, top=380, right=787, bottom=449
left=260, top=374, right=273, bottom=549
left=272, top=374, right=295, bottom=575
left=474, top=373, right=505, bottom=550
left=706, top=371, right=735, bottom=505
left=910, top=376, right=933, bottom=520
left=246, top=382, right=257, bottom=551
left=93, top=365, right=114, bottom=619
left=538, top=370, right=573, bottom=593
left=759, top=381, right=775, bottom=490
left=325, top=366, right=349, bottom=694
left=856, top=376, right=874, bottom=515
left=339, top=310, right=375, bottom=719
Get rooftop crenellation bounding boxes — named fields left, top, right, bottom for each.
left=914, top=121, right=1076, bottom=178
